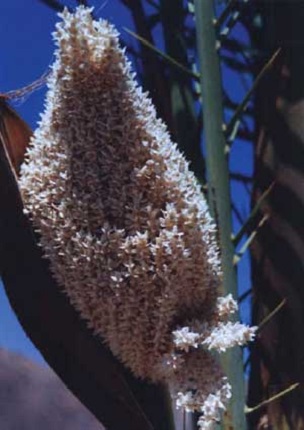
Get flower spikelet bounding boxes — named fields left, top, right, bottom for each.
left=19, top=7, right=255, bottom=429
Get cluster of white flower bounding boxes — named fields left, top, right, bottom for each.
left=202, top=322, right=257, bottom=352
left=176, top=377, right=232, bottom=430
left=173, top=295, right=256, bottom=353
left=171, top=297, right=256, bottom=427
left=19, top=7, right=256, bottom=429
left=198, top=382, right=232, bottom=430
left=172, top=327, right=200, bottom=352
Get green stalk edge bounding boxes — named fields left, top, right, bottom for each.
left=194, top=1, right=247, bottom=429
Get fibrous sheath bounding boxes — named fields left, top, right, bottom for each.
left=19, top=7, right=255, bottom=429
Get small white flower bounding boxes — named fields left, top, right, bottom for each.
left=197, top=417, right=215, bottom=430
left=176, top=391, right=195, bottom=412
left=216, top=294, right=238, bottom=318
left=202, top=322, right=257, bottom=352
left=172, top=327, right=200, bottom=352
left=197, top=382, right=231, bottom=430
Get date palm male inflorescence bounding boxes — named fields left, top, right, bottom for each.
left=19, top=7, right=255, bottom=429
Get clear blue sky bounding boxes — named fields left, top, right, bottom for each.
left=0, top=0, right=253, bottom=366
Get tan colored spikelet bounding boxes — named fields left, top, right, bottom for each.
left=19, top=7, right=256, bottom=429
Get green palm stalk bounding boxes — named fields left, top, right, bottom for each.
left=194, top=1, right=246, bottom=429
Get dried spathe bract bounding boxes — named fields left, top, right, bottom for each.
left=19, top=7, right=256, bottom=429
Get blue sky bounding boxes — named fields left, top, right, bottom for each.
left=0, top=0, right=253, bottom=366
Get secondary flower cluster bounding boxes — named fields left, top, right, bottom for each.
left=19, top=7, right=256, bottom=429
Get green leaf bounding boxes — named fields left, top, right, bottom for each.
left=232, top=181, right=275, bottom=247
left=233, top=214, right=269, bottom=265
left=124, top=27, right=199, bottom=79
left=245, top=383, right=300, bottom=415
left=224, top=49, right=281, bottom=142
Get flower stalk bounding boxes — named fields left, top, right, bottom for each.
left=194, top=0, right=247, bottom=428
